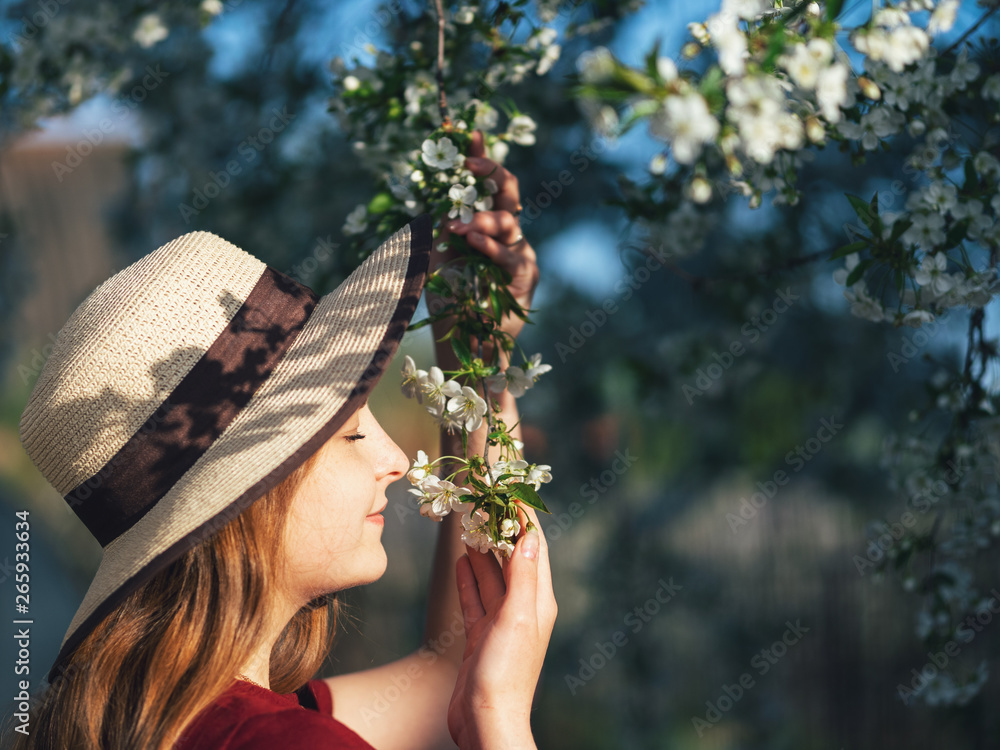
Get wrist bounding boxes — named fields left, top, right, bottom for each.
left=463, top=710, right=536, bottom=750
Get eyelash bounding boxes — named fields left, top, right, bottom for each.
left=346, top=433, right=366, bottom=442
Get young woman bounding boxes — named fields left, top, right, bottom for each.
left=10, top=131, right=555, bottom=749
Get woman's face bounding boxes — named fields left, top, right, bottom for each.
left=279, top=399, right=409, bottom=605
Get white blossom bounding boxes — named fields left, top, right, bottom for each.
left=343, top=204, right=368, bottom=235
left=902, top=212, right=946, bottom=250
left=816, top=63, right=849, bottom=122
left=577, top=47, right=615, bottom=83
left=453, top=5, right=477, bottom=24
left=844, top=284, right=886, bottom=322
left=421, top=367, right=462, bottom=407
left=134, top=13, right=169, bottom=48
left=506, top=114, right=538, bottom=146
left=461, top=507, right=494, bottom=552
left=421, top=137, right=463, bottom=170
left=913, top=252, right=956, bottom=295
left=448, top=184, right=478, bottom=223
left=780, top=39, right=834, bottom=90
left=928, top=0, right=959, bottom=35
left=707, top=11, right=748, bottom=76
left=983, top=74, right=1000, bottom=101
left=406, top=450, right=433, bottom=484
left=446, top=385, right=488, bottom=431
left=401, top=355, right=427, bottom=402
left=649, top=92, right=719, bottom=164
left=500, top=517, right=521, bottom=538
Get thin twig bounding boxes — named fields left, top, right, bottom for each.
left=943, top=6, right=999, bottom=57
left=433, top=0, right=451, bottom=128
left=471, top=274, right=497, bottom=485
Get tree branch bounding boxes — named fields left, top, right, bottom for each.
left=942, top=6, right=999, bottom=57
left=433, top=0, right=451, bottom=128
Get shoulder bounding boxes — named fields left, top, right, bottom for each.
left=178, top=680, right=375, bottom=750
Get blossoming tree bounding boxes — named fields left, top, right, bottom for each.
left=569, top=0, right=1000, bottom=706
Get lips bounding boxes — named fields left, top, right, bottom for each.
left=368, top=500, right=387, bottom=516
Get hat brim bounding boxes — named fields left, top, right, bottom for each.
left=47, top=213, right=432, bottom=682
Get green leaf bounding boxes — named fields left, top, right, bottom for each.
left=405, top=317, right=433, bottom=332
left=761, top=25, right=786, bottom=72
left=846, top=258, right=872, bottom=287
left=964, top=157, right=978, bottom=189
left=644, top=39, right=662, bottom=80
left=468, top=476, right=490, bottom=493
left=367, top=192, right=394, bottom=214
left=888, top=219, right=913, bottom=245
left=827, top=0, right=845, bottom=21
left=942, top=219, right=970, bottom=251
left=506, top=482, right=550, bottom=514
left=830, top=240, right=868, bottom=260
left=450, top=337, right=473, bottom=367
left=845, top=192, right=879, bottom=232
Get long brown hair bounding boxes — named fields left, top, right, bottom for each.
left=7, top=448, right=334, bottom=750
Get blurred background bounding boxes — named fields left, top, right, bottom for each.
left=1, top=0, right=999, bottom=748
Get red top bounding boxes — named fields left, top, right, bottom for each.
left=176, top=678, right=376, bottom=749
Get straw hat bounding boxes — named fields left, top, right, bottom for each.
left=19, top=213, right=432, bottom=682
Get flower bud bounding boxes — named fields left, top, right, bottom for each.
left=858, top=76, right=881, bottom=101
left=681, top=42, right=701, bottom=60
left=686, top=176, right=712, bottom=204
left=687, top=22, right=709, bottom=45
left=806, top=116, right=826, bottom=143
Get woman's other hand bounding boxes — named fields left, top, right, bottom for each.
left=429, top=130, right=539, bottom=355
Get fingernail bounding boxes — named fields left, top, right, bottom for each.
left=522, top=528, right=539, bottom=559
left=466, top=156, right=486, bottom=167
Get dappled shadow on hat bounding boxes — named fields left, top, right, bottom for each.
left=56, top=279, right=398, bottom=548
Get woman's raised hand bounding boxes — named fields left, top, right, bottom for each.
left=429, top=130, right=540, bottom=352
left=447, top=507, right=556, bottom=750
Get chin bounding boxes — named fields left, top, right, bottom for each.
left=341, top=547, right=389, bottom=590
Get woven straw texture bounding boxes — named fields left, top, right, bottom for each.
left=19, top=232, right=265, bottom=494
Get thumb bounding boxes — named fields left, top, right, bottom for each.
left=502, top=525, right=540, bottom=614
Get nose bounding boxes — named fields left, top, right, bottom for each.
left=369, top=412, right=409, bottom=484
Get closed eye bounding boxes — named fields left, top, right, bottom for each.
left=346, top=433, right=366, bottom=442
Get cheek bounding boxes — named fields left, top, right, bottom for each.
left=284, top=474, right=376, bottom=562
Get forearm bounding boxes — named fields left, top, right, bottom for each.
left=422, top=340, right=521, bottom=665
